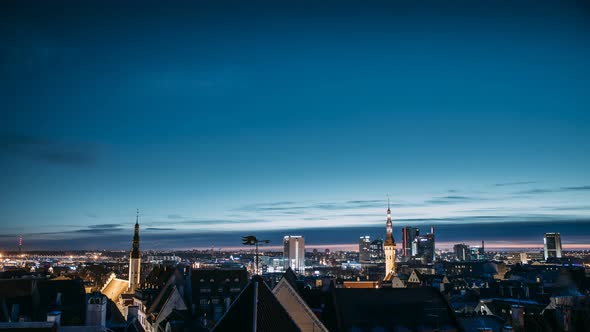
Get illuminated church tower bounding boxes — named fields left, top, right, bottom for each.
left=128, top=209, right=141, bottom=292
left=384, top=197, right=396, bottom=279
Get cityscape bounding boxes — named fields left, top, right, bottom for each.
left=1, top=206, right=589, bottom=332
left=2, top=1, right=590, bottom=332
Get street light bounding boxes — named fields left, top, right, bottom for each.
left=242, top=235, right=270, bottom=275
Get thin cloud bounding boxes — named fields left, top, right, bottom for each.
left=145, top=227, right=176, bottom=231
left=88, top=224, right=122, bottom=229
left=425, top=195, right=485, bottom=205
left=517, top=185, right=590, bottom=195
left=542, top=205, right=590, bottom=211
left=347, top=200, right=384, bottom=204
left=237, top=199, right=398, bottom=213
left=178, top=219, right=270, bottom=225
left=562, top=185, right=590, bottom=191
left=0, top=234, right=16, bottom=239
left=36, top=223, right=124, bottom=236
left=516, top=188, right=555, bottom=195
left=494, top=181, right=537, bottom=187
left=4, top=217, right=590, bottom=250
left=0, top=134, right=97, bottom=167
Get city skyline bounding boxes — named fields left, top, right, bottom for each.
left=2, top=1, right=590, bottom=251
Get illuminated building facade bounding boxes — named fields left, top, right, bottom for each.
left=413, top=226, right=435, bottom=264
left=454, top=243, right=470, bottom=261
left=383, top=200, right=396, bottom=278
left=359, top=235, right=371, bottom=262
left=283, top=235, right=305, bottom=274
left=369, top=239, right=384, bottom=263
left=543, top=232, right=562, bottom=260
left=401, top=226, right=419, bottom=257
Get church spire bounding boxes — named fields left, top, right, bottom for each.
left=383, top=196, right=397, bottom=279
left=129, top=209, right=142, bottom=292
left=131, top=209, right=140, bottom=259
left=385, top=195, right=394, bottom=245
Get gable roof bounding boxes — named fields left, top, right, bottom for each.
left=273, top=273, right=328, bottom=332
left=101, top=278, right=129, bottom=301
left=407, top=269, right=423, bottom=283
left=212, top=276, right=300, bottom=332
left=280, top=267, right=300, bottom=295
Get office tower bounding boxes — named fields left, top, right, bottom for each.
left=383, top=199, right=396, bottom=278
left=369, top=239, right=384, bottom=262
left=283, top=235, right=305, bottom=274
left=359, top=236, right=371, bottom=262
left=401, top=226, right=419, bottom=257
left=480, top=240, right=485, bottom=259
left=413, top=226, right=435, bottom=264
left=453, top=244, right=470, bottom=261
left=543, top=232, right=562, bottom=260
left=468, top=240, right=485, bottom=260
left=129, top=210, right=141, bottom=292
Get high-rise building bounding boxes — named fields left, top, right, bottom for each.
left=129, top=210, right=141, bottom=292
left=383, top=199, right=396, bottom=279
left=543, top=232, right=562, bottom=260
left=480, top=240, right=485, bottom=259
left=469, top=240, right=485, bottom=260
left=413, top=226, right=435, bottom=264
left=359, top=236, right=371, bottom=262
left=401, top=226, right=419, bottom=257
left=283, top=235, right=305, bottom=274
left=453, top=244, right=470, bottom=261
left=369, top=239, right=384, bottom=262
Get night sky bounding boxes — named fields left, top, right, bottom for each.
left=1, top=1, right=590, bottom=251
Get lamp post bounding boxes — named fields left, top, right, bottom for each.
left=242, top=235, right=270, bottom=275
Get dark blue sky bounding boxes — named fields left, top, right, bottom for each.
left=1, top=1, right=590, bottom=250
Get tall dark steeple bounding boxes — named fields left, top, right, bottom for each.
left=131, top=209, right=140, bottom=259
left=129, top=209, right=142, bottom=292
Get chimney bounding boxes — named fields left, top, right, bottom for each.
left=86, top=293, right=107, bottom=327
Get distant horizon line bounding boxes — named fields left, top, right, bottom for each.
left=2, top=242, right=590, bottom=253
